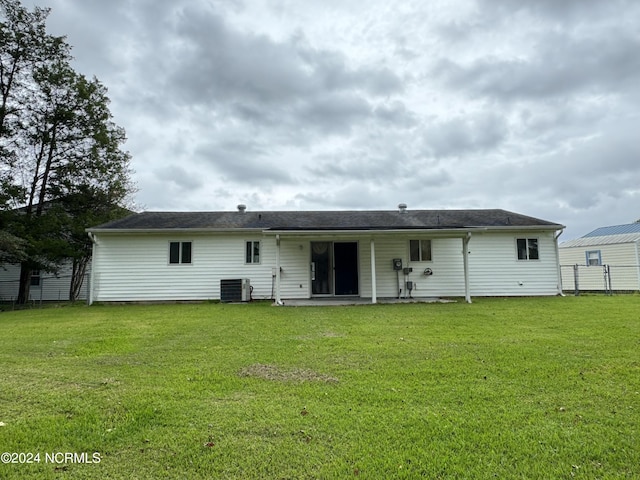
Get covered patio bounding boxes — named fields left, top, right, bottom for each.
left=267, top=230, right=473, bottom=305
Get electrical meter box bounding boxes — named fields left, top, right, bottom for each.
left=392, top=258, right=403, bottom=270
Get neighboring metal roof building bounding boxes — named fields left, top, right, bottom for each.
left=561, top=222, right=640, bottom=248
left=87, top=208, right=564, bottom=232
left=560, top=233, right=640, bottom=248
left=583, top=223, right=640, bottom=237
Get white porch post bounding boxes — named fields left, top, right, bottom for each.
left=463, top=233, right=472, bottom=303
left=275, top=234, right=282, bottom=304
left=370, top=238, right=377, bottom=304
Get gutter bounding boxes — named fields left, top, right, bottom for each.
left=86, top=227, right=265, bottom=235
left=86, top=225, right=563, bottom=236
left=87, top=232, right=98, bottom=306
left=635, top=238, right=640, bottom=291
left=263, top=227, right=489, bottom=237
left=479, top=224, right=565, bottom=232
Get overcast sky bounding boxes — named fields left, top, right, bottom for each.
left=21, top=0, right=640, bottom=240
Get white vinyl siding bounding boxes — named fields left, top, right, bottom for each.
left=362, top=234, right=558, bottom=298
left=90, top=230, right=562, bottom=302
left=559, top=242, right=640, bottom=291
left=404, top=238, right=465, bottom=297
left=469, top=232, right=559, bottom=296
left=277, top=240, right=310, bottom=299
left=92, top=234, right=279, bottom=302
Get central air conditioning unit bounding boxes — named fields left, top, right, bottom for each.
left=220, top=279, right=251, bottom=302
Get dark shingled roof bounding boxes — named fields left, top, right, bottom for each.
left=89, top=209, right=563, bottom=232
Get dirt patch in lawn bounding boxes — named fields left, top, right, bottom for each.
left=239, top=363, right=339, bottom=384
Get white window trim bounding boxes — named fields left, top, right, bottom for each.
left=409, top=239, right=433, bottom=262
left=168, top=241, right=193, bottom=265
left=245, top=240, right=261, bottom=264
left=585, top=250, right=602, bottom=266
left=30, top=270, right=42, bottom=287
left=516, top=237, right=540, bottom=261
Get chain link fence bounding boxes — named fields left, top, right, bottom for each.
left=0, top=273, right=90, bottom=308
left=560, top=264, right=640, bottom=295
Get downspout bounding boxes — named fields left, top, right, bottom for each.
left=370, top=238, right=377, bottom=304
left=275, top=234, right=282, bottom=305
left=463, top=232, right=471, bottom=303
left=87, top=232, right=97, bottom=305
left=554, top=229, right=565, bottom=296
left=634, top=238, right=640, bottom=292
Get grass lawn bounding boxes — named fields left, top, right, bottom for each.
left=0, top=297, right=638, bottom=479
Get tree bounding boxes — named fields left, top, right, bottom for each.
left=47, top=72, right=135, bottom=300
left=1, top=0, right=64, bottom=181
left=0, top=228, right=25, bottom=263
left=1, top=0, right=134, bottom=303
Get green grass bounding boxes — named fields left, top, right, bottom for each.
left=0, top=297, right=638, bottom=479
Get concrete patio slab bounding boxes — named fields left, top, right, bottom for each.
left=275, top=297, right=455, bottom=306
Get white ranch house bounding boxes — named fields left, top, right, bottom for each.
left=86, top=205, right=565, bottom=304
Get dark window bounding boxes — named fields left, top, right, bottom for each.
left=517, top=238, right=539, bottom=260
left=410, top=239, right=432, bottom=262
left=30, top=270, right=41, bottom=287
left=181, top=242, right=192, bottom=264
left=169, top=242, right=192, bottom=264
left=169, top=242, right=180, bottom=264
left=245, top=241, right=260, bottom=264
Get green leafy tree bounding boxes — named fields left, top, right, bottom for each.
left=1, top=0, right=134, bottom=303
left=0, top=228, right=25, bottom=263
left=1, top=0, right=64, bottom=188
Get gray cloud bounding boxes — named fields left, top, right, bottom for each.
left=422, top=113, right=508, bottom=158
left=294, top=93, right=372, bottom=135
left=374, top=100, right=418, bottom=127
left=294, top=181, right=390, bottom=210
left=170, top=10, right=311, bottom=104
left=435, top=32, right=640, bottom=101
left=194, top=139, right=294, bottom=185
left=17, top=0, right=640, bottom=240
left=155, top=165, right=204, bottom=190
left=165, top=8, right=403, bottom=111
left=476, top=0, right=636, bottom=23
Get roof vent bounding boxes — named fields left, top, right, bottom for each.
left=398, top=203, right=407, bottom=213
left=237, top=204, right=247, bottom=213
